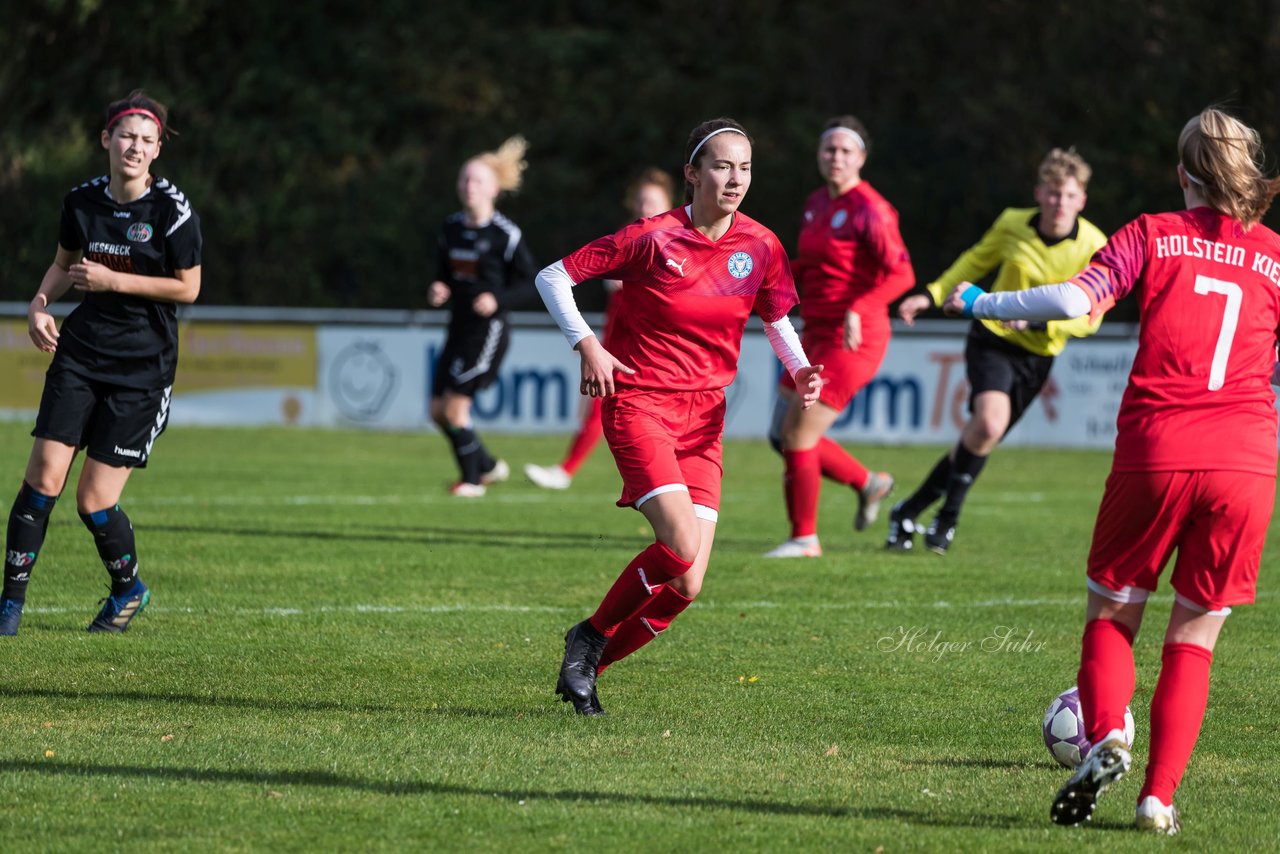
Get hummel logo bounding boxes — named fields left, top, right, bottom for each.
left=665, top=257, right=687, bottom=277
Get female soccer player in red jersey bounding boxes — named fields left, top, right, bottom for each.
left=764, top=116, right=915, bottom=558
left=535, top=118, right=823, bottom=715
left=428, top=136, right=537, bottom=497
left=946, top=107, right=1280, bottom=835
left=524, top=168, right=676, bottom=490
left=1, top=91, right=202, bottom=636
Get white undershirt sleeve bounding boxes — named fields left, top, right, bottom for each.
left=971, top=282, right=1091, bottom=322
left=764, top=316, right=810, bottom=379
left=534, top=260, right=594, bottom=348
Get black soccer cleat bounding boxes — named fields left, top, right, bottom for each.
left=924, top=517, right=956, bottom=555
left=87, top=579, right=150, bottom=633
left=884, top=502, right=917, bottom=552
left=0, top=597, right=24, bottom=636
left=556, top=620, right=608, bottom=715
left=1051, top=738, right=1131, bottom=826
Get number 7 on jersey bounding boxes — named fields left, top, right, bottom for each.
left=1193, top=274, right=1242, bottom=391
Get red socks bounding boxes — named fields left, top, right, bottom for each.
left=818, top=437, right=868, bottom=490
left=589, top=542, right=692, bottom=637
left=596, top=586, right=694, bottom=675
left=1141, top=643, right=1213, bottom=805
left=783, top=448, right=822, bottom=538
left=561, top=398, right=604, bottom=476
left=1077, top=618, right=1136, bottom=743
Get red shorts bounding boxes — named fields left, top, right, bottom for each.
left=778, top=323, right=888, bottom=411
left=1087, top=469, right=1276, bottom=611
left=602, top=388, right=725, bottom=512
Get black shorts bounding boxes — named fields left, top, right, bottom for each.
left=964, top=322, right=1054, bottom=434
left=432, top=316, right=509, bottom=398
left=33, top=367, right=171, bottom=468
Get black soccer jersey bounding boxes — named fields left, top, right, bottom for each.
left=434, top=211, right=536, bottom=318
left=55, top=175, right=202, bottom=389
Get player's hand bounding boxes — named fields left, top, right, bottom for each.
left=472, top=292, right=498, bottom=317
left=68, top=258, right=116, bottom=293
left=1001, top=319, right=1030, bottom=331
left=794, top=364, right=824, bottom=410
left=843, top=310, right=862, bottom=351
left=942, top=283, right=978, bottom=317
left=27, top=296, right=58, bottom=353
left=897, top=294, right=932, bottom=326
left=427, top=281, right=450, bottom=307
left=576, top=335, right=635, bottom=397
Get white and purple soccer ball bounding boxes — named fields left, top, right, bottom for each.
left=1042, top=686, right=1136, bottom=768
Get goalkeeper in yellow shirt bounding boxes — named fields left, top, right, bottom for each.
left=888, top=148, right=1107, bottom=554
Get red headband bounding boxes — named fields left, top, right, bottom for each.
left=106, top=108, right=163, bottom=135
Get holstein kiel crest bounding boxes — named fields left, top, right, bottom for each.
left=727, top=251, right=754, bottom=279
left=126, top=222, right=154, bottom=243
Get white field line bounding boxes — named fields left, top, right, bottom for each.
left=24, top=594, right=1201, bottom=618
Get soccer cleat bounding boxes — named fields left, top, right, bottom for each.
left=480, top=459, right=510, bottom=485
left=449, top=481, right=487, bottom=498
left=924, top=517, right=956, bottom=554
left=87, top=579, right=150, bottom=633
left=0, top=597, right=24, bottom=636
left=762, top=537, right=823, bottom=558
left=1135, top=795, right=1180, bottom=835
left=1050, top=736, right=1131, bottom=826
left=556, top=619, right=608, bottom=716
left=524, top=463, right=572, bottom=490
left=854, top=472, right=895, bottom=531
left=884, top=502, right=917, bottom=551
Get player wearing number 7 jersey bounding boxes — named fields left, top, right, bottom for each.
left=946, top=107, right=1280, bottom=836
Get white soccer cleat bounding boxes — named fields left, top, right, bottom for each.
left=449, top=482, right=487, bottom=498
left=1050, top=734, right=1131, bottom=826
left=1135, top=796, right=1180, bottom=835
left=855, top=471, right=895, bottom=531
left=480, top=459, right=510, bottom=485
left=524, top=463, right=572, bottom=490
left=762, top=537, right=823, bottom=558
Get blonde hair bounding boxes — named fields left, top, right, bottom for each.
left=1179, top=108, right=1280, bottom=230
left=469, top=135, right=529, bottom=193
left=1038, top=147, right=1092, bottom=190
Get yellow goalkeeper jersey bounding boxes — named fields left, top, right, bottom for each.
left=924, top=207, right=1108, bottom=356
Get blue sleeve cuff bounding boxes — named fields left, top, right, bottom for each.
left=958, top=286, right=985, bottom=318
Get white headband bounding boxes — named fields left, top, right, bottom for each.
left=821, top=126, right=866, bottom=151
left=689, top=127, right=747, bottom=164
left=1183, top=166, right=1207, bottom=187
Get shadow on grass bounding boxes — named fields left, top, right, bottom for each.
left=146, top=522, right=640, bottom=551
left=143, top=522, right=771, bottom=554
left=0, top=758, right=1032, bottom=827
left=0, top=686, right=564, bottom=719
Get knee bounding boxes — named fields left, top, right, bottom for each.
left=429, top=401, right=449, bottom=430
left=668, top=572, right=702, bottom=599
left=662, top=528, right=701, bottom=566
left=966, top=416, right=1003, bottom=448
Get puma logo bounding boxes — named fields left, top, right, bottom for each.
left=665, top=257, right=687, bottom=277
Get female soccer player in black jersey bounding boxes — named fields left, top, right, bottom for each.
left=1, top=90, right=202, bottom=636
left=428, top=136, right=537, bottom=497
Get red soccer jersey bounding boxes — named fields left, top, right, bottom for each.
left=562, top=207, right=798, bottom=392
left=792, top=182, right=915, bottom=332
left=1081, top=207, right=1280, bottom=474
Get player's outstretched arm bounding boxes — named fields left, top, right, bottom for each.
left=944, top=281, right=1091, bottom=321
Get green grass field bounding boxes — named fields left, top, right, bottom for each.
left=0, top=421, right=1277, bottom=852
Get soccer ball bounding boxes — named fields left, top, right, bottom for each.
left=1042, top=686, right=1136, bottom=768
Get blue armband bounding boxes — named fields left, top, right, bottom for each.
left=958, top=286, right=985, bottom=318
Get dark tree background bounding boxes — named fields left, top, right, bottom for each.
left=4, top=0, right=1280, bottom=321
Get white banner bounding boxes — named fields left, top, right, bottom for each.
left=312, top=324, right=1141, bottom=448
